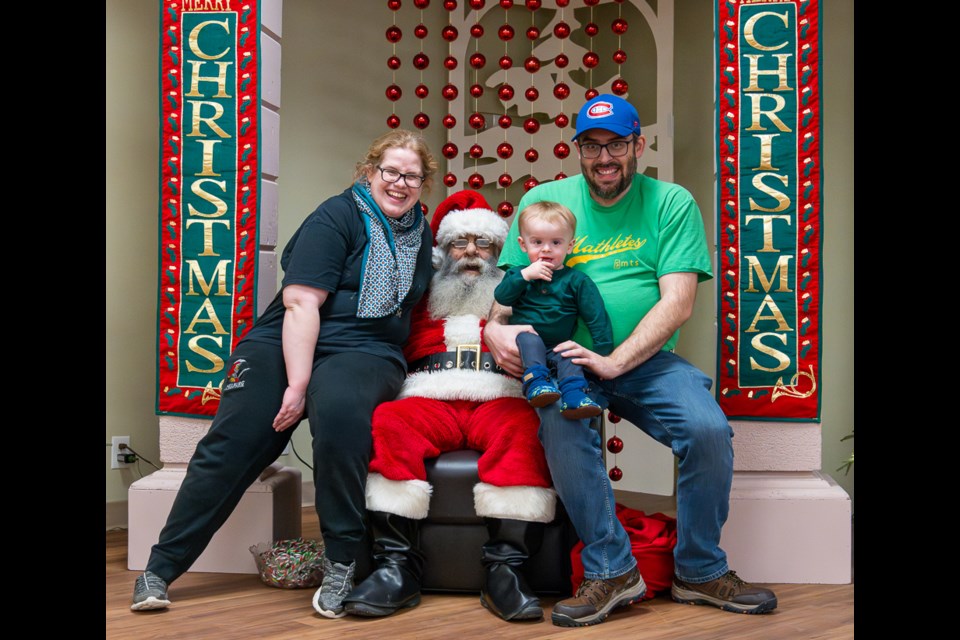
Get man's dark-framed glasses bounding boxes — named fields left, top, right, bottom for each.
left=376, top=165, right=425, bottom=188
left=451, top=236, right=491, bottom=249
left=578, top=138, right=633, bottom=159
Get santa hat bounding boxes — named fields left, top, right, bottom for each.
left=430, top=190, right=509, bottom=268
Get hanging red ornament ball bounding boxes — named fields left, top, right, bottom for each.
left=613, top=49, right=627, bottom=65
left=607, top=435, right=624, bottom=454
left=584, top=0, right=600, bottom=5
left=385, top=84, right=402, bottom=101
left=497, top=200, right=514, bottom=217
left=413, top=53, right=429, bottom=70
left=415, top=84, right=429, bottom=99
left=443, top=172, right=458, bottom=187
left=444, top=0, right=457, bottom=10
left=553, top=142, right=571, bottom=159
left=387, top=55, right=402, bottom=70
left=584, top=22, right=599, bottom=37
left=523, top=118, right=540, bottom=134
left=525, top=86, right=539, bottom=101
left=442, top=114, right=457, bottom=128
left=499, top=55, right=514, bottom=70
left=414, top=24, right=428, bottom=39
left=585, top=88, right=599, bottom=100
left=468, top=173, right=485, bottom=189
left=582, top=51, right=599, bottom=68
left=444, top=56, right=459, bottom=70
left=524, top=56, right=541, bottom=73
left=469, top=53, right=487, bottom=69
left=441, top=142, right=459, bottom=159
left=498, top=83, right=515, bottom=100
left=498, top=24, right=515, bottom=40
left=386, top=26, right=402, bottom=43
left=388, top=0, right=402, bottom=10
left=524, top=148, right=539, bottom=162
left=555, top=53, right=570, bottom=69
left=471, top=23, right=484, bottom=38
left=526, top=25, right=541, bottom=40
left=386, top=114, right=401, bottom=129
left=500, top=0, right=514, bottom=9
left=553, top=21, right=571, bottom=39
left=469, top=144, right=484, bottom=159
left=612, top=78, right=629, bottom=95
left=470, top=83, right=484, bottom=98
left=554, top=171, right=567, bottom=180
left=525, top=0, right=541, bottom=9
left=556, top=0, right=569, bottom=6
left=414, top=0, right=430, bottom=8
left=413, top=112, right=430, bottom=129
left=607, top=411, right=622, bottom=423
left=469, top=112, right=487, bottom=129
left=523, top=176, right=540, bottom=191
left=554, top=113, right=569, bottom=128
left=497, top=142, right=514, bottom=159
left=498, top=172, right=513, bottom=188
left=469, top=0, right=485, bottom=9
left=553, top=82, right=570, bottom=100
left=442, top=84, right=459, bottom=100
left=442, top=25, right=459, bottom=41
left=609, top=466, right=623, bottom=482
left=498, top=114, right=513, bottom=128
left=612, top=18, right=628, bottom=35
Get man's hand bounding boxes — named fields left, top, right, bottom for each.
left=520, top=260, right=553, bottom=282
left=272, top=385, right=305, bottom=432
left=483, top=321, right=535, bottom=377
left=554, top=340, right=625, bottom=381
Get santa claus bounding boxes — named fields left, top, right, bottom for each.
left=340, top=190, right=556, bottom=622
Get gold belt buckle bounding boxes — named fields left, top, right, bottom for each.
left=456, top=344, right=481, bottom=371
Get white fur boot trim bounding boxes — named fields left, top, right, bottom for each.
left=473, top=482, right=557, bottom=523
left=365, top=473, right=432, bottom=520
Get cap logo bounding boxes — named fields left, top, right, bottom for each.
left=586, top=102, right=614, bottom=119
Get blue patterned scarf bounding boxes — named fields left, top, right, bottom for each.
left=352, top=180, right=424, bottom=319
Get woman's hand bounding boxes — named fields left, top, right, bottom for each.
left=273, top=385, right=306, bottom=432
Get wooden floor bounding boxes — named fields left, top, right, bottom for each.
left=107, top=508, right=854, bottom=640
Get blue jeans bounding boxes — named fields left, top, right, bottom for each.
left=538, top=350, right=733, bottom=584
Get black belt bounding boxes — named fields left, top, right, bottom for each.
left=409, top=344, right=505, bottom=375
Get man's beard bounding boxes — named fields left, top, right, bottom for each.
left=428, top=251, right=503, bottom=319
left=583, top=151, right=637, bottom=202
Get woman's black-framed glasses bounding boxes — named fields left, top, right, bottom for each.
left=376, top=165, right=425, bottom=189
left=577, top=138, right=633, bottom=159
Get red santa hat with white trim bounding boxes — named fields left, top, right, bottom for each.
left=429, top=190, right=509, bottom=268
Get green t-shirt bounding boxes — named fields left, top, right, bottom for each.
left=500, top=174, right=713, bottom=352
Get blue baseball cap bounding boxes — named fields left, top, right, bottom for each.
left=572, top=94, right=642, bottom=141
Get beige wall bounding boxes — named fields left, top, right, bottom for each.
left=106, top=0, right=854, bottom=513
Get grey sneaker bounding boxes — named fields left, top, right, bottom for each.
left=672, top=570, right=777, bottom=614
left=130, top=571, right=171, bottom=611
left=551, top=566, right=646, bottom=627
left=312, top=557, right=356, bottom=618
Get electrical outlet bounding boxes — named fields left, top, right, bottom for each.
left=112, top=436, right=131, bottom=469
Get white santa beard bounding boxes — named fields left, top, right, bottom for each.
left=427, top=256, right=503, bottom=319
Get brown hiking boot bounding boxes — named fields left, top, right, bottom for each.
left=671, top=570, right=777, bottom=614
left=551, top=566, right=646, bottom=627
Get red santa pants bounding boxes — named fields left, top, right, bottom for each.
left=368, top=397, right=552, bottom=488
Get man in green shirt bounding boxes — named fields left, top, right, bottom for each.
left=485, top=94, right=777, bottom=627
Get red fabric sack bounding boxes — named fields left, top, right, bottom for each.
left=569, top=504, right=677, bottom=599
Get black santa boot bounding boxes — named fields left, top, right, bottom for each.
left=479, top=518, right=544, bottom=621
left=342, top=511, right=424, bottom=617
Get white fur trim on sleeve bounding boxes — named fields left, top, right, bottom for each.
left=365, top=472, right=433, bottom=520
left=473, top=482, right=557, bottom=523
